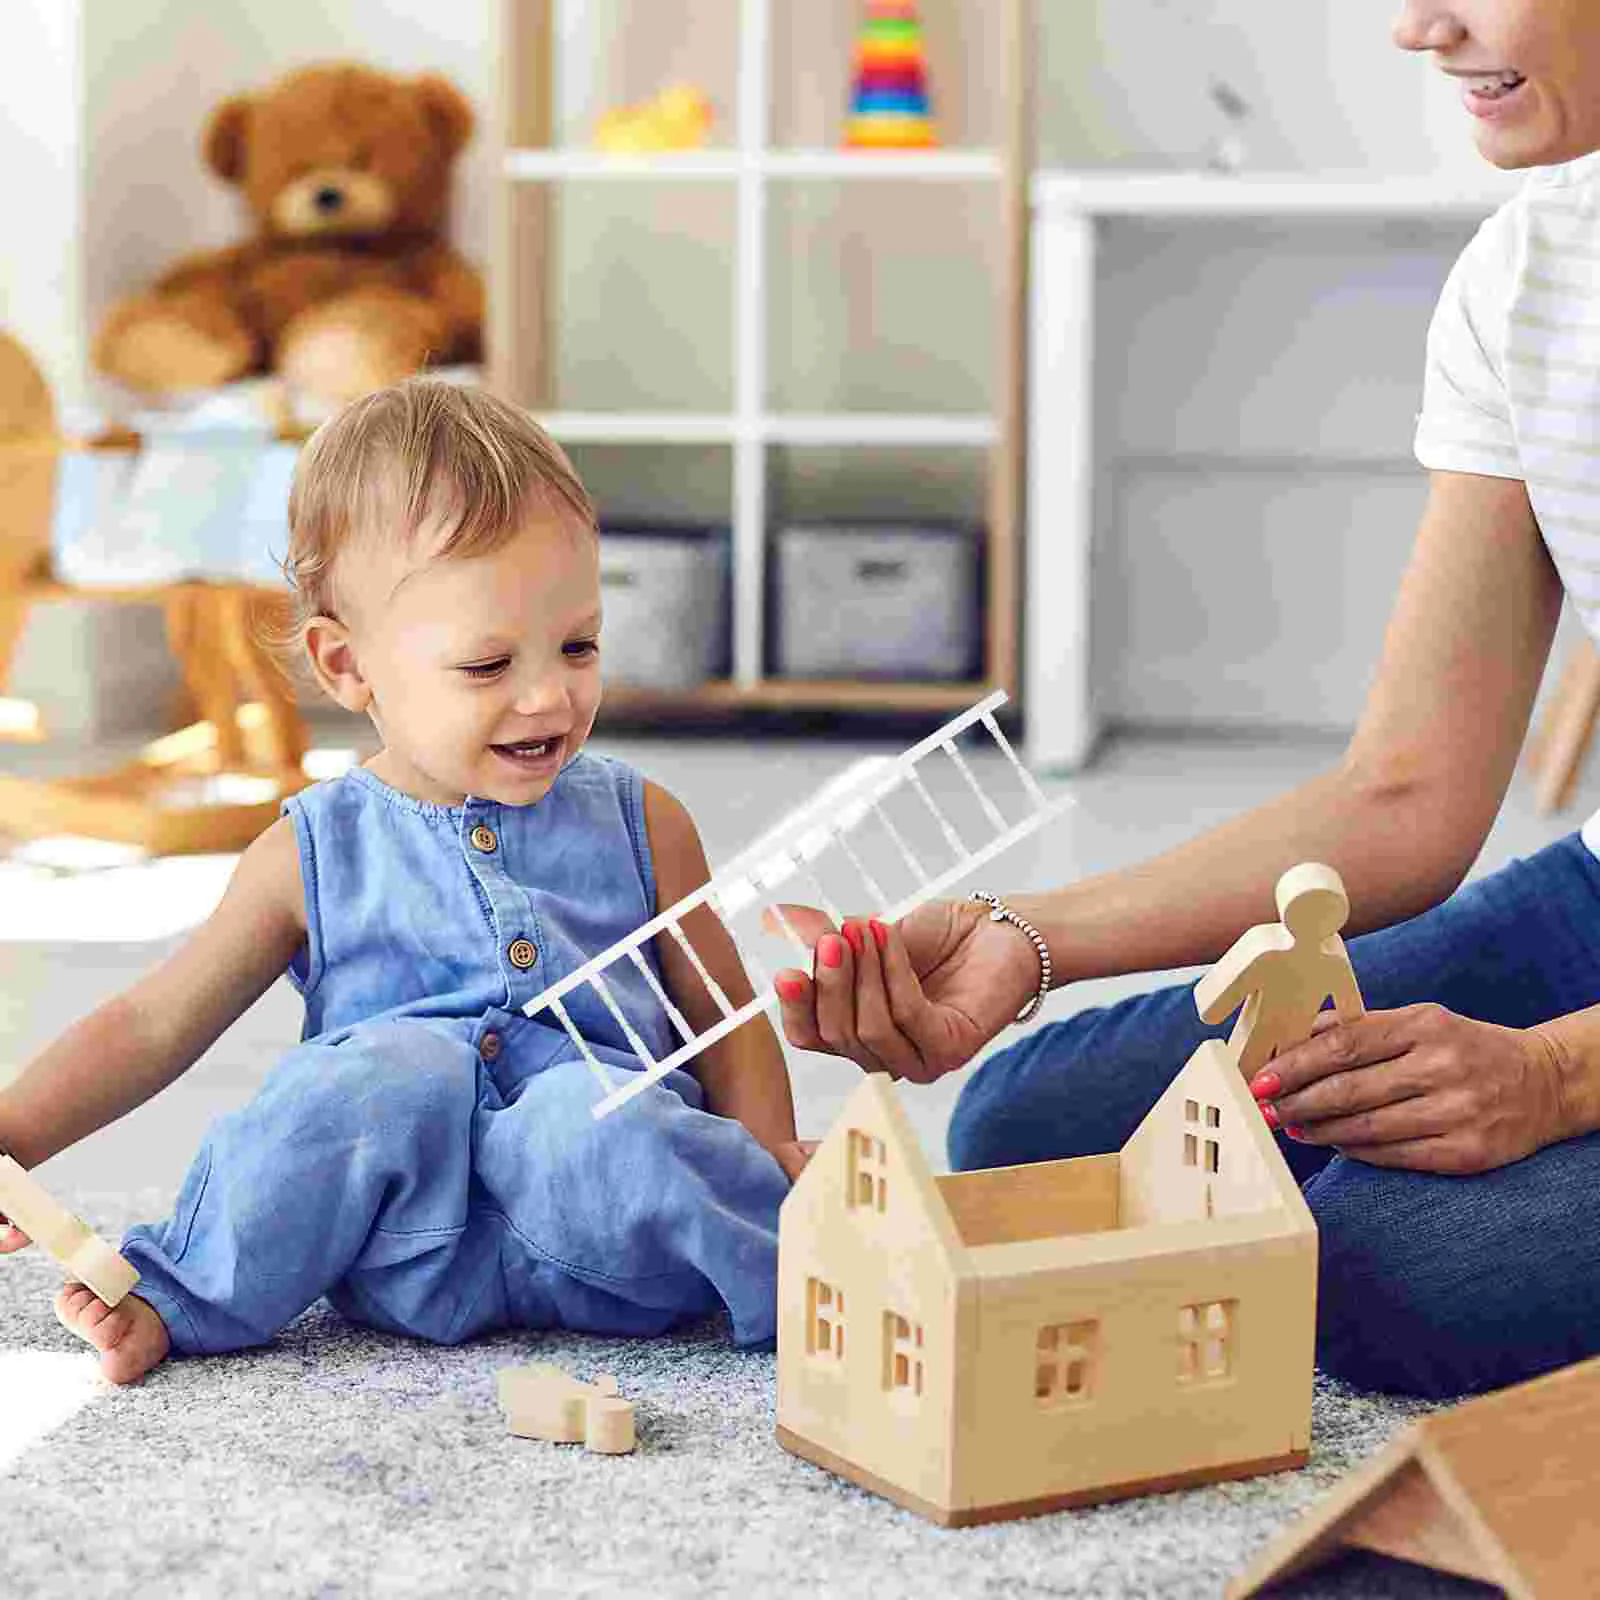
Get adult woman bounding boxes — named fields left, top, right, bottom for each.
left=773, top=1, right=1600, bottom=1401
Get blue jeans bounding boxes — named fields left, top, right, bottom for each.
left=948, top=833, right=1600, bottom=1399
left=121, top=1012, right=789, bottom=1355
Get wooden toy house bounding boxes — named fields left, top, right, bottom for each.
left=776, top=1038, right=1317, bottom=1526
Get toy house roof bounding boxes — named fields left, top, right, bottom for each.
left=1229, top=1352, right=1600, bottom=1599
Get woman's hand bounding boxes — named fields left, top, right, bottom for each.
left=1252, top=1003, right=1568, bottom=1174
left=769, top=899, right=1041, bottom=1083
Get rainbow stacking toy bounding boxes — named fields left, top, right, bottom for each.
left=844, top=0, right=937, bottom=150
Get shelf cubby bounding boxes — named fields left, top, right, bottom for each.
left=489, top=0, right=1029, bottom=719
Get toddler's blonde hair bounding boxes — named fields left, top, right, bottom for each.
left=283, top=377, right=595, bottom=636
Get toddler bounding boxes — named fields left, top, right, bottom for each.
left=0, top=378, right=805, bottom=1384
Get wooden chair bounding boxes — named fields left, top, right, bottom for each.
left=1524, top=636, right=1600, bottom=815
left=0, top=329, right=311, bottom=854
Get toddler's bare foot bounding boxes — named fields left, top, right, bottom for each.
left=54, top=1283, right=170, bottom=1385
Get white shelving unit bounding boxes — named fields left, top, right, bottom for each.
left=1025, top=168, right=1523, bottom=770
left=489, top=0, right=1029, bottom=717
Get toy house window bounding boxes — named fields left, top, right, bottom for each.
left=882, top=1311, right=924, bottom=1398
left=806, top=1277, right=845, bottom=1360
left=1177, top=1299, right=1236, bottom=1384
left=847, top=1129, right=888, bottom=1213
left=1035, top=1320, right=1098, bottom=1406
left=1184, top=1099, right=1222, bottom=1175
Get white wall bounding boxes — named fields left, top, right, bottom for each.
left=0, top=1, right=1514, bottom=736
left=1, top=0, right=1489, bottom=412
left=1039, top=0, right=1488, bottom=177
left=0, top=2, right=87, bottom=402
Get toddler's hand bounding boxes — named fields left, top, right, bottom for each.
left=770, top=1139, right=820, bottom=1183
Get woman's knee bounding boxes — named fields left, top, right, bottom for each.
left=947, top=1029, right=1074, bottom=1171
left=1308, top=1152, right=1600, bottom=1398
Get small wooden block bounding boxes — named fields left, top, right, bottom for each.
left=585, top=1394, right=636, bottom=1455
left=497, top=1362, right=636, bottom=1455
left=0, top=1155, right=139, bottom=1307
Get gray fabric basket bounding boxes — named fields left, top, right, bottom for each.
left=599, top=523, right=731, bottom=689
left=772, top=522, right=982, bottom=680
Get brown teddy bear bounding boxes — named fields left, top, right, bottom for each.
left=94, top=63, right=484, bottom=405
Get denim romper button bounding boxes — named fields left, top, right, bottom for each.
left=470, top=825, right=498, bottom=853
left=479, top=1031, right=502, bottom=1061
left=508, top=939, right=538, bottom=970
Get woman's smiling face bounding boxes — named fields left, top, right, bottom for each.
left=1393, top=0, right=1600, bottom=169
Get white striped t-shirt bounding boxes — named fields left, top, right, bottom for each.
left=1413, top=148, right=1600, bottom=855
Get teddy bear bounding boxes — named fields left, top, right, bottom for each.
left=93, top=63, right=484, bottom=406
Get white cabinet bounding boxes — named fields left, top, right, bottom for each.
left=1025, top=170, right=1520, bottom=769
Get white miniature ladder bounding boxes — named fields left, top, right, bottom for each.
left=522, top=691, right=1073, bottom=1118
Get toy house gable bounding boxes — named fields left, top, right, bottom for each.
left=777, top=1073, right=971, bottom=1513
left=782, top=1071, right=968, bottom=1270
left=1119, top=1038, right=1314, bottom=1236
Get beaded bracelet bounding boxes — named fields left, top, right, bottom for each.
left=969, top=890, right=1052, bottom=1024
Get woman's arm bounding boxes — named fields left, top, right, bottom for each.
left=642, top=781, right=801, bottom=1162
left=1015, top=468, right=1560, bottom=979
left=0, top=817, right=307, bottom=1171
left=776, top=468, right=1564, bottom=1081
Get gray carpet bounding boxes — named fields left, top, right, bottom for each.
left=0, top=1190, right=1503, bottom=1599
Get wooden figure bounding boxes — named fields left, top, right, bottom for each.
left=521, top=690, right=1072, bottom=1120
left=775, top=1039, right=1317, bottom=1526
left=497, top=1362, right=636, bottom=1455
left=1229, top=1352, right=1600, bottom=1598
left=0, top=1154, right=140, bottom=1308
left=1193, top=863, right=1365, bottom=1081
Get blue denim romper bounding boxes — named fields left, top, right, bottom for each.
left=120, top=755, right=789, bottom=1355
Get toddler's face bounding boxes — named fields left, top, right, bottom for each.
left=327, top=515, right=604, bottom=808
left=1394, top=0, right=1600, bottom=168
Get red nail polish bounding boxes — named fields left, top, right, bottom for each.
left=843, top=922, right=864, bottom=957
left=869, top=918, right=888, bottom=950
left=775, top=976, right=804, bottom=1002
left=819, top=935, right=843, bottom=970
left=1250, top=1071, right=1281, bottom=1099
left=1260, top=1101, right=1281, bottom=1130
left=1286, top=1124, right=1305, bottom=1139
